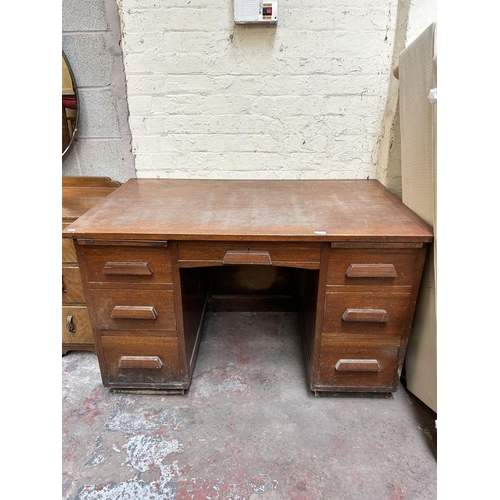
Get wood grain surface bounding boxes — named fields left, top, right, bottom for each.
left=63, top=179, right=433, bottom=242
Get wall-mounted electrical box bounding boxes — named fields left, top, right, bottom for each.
left=234, top=0, right=278, bottom=24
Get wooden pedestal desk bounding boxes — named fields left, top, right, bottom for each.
left=62, top=179, right=433, bottom=394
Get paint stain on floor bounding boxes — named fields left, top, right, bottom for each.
left=63, top=312, right=437, bottom=500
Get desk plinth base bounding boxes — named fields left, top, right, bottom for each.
left=110, top=388, right=186, bottom=395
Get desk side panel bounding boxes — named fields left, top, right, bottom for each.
left=177, top=264, right=210, bottom=378
left=297, top=269, right=319, bottom=379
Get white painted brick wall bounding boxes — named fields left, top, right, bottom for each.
left=119, top=0, right=400, bottom=179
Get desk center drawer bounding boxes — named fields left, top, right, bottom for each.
left=178, top=241, right=321, bottom=269
left=89, top=289, right=176, bottom=332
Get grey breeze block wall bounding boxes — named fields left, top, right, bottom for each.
left=62, top=0, right=136, bottom=183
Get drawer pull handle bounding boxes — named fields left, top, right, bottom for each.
left=103, top=262, right=153, bottom=276
left=66, top=315, right=76, bottom=333
left=335, top=359, right=380, bottom=372
left=111, top=306, right=158, bottom=320
left=342, top=308, right=389, bottom=323
left=222, top=250, right=273, bottom=266
left=346, top=264, right=397, bottom=278
left=223, top=251, right=272, bottom=265
left=62, top=275, right=67, bottom=293
left=118, top=356, right=163, bottom=369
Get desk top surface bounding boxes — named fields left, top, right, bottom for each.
left=63, top=179, right=433, bottom=242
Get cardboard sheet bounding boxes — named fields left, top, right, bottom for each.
left=399, top=22, right=437, bottom=412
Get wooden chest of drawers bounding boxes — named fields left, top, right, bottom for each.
left=63, top=179, right=433, bottom=394
left=62, top=176, right=120, bottom=355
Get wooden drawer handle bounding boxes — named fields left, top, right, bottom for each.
left=111, top=306, right=158, bottom=320
left=342, top=308, right=389, bottom=323
left=103, top=262, right=153, bottom=276
left=118, top=356, right=163, bottom=369
left=222, top=251, right=272, bottom=265
left=346, top=264, right=397, bottom=278
left=335, top=359, right=380, bottom=372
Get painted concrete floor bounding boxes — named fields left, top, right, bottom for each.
left=62, top=312, right=437, bottom=500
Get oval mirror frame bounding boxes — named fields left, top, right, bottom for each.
left=62, top=51, right=79, bottom=158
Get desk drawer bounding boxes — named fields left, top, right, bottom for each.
left=319, top=338, right=400, bottom=390
left=101, top=336, right=181, bottom=388
left=62, top=306, right=94, bottom=344
left=62, top=265, right=85, bottom=304
left=323, top=291, right=411, bottom=335
left=178, top=241, right=321, bottom=269
left=79, top=246, right=172, bottom=284
left=89, top=289, right=176, bottom=332
left=327, top=248, right=420, bottom=287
